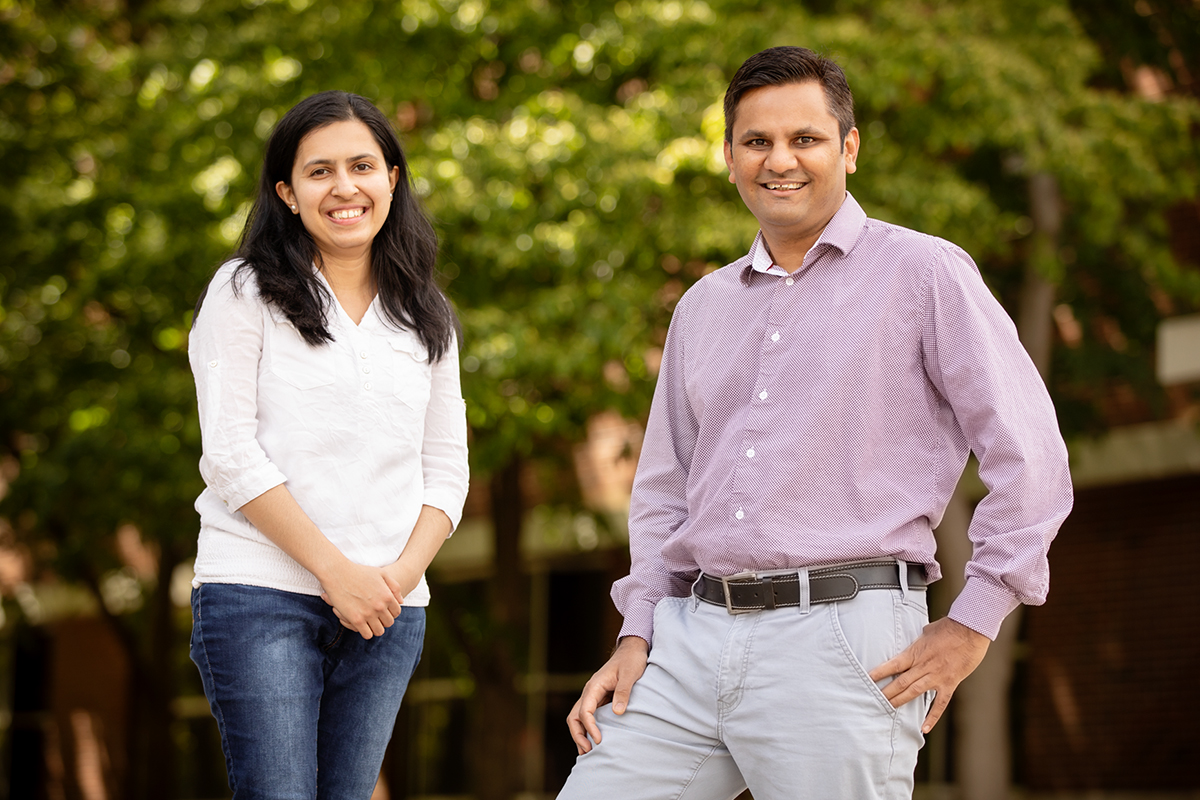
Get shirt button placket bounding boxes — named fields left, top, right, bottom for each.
left=359, top=343, right=372, bottom=391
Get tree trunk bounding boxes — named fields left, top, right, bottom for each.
left=465, top=459, right=528, bottom=800
left=77, top=543, right=179, bottom=800
left=949, top=171, right=1061, bottom=800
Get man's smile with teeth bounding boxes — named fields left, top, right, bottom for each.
left=329, top=208, right=365, bottom=220
left=764, top=182, right=804, bottom=190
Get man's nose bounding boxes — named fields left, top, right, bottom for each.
left=763, top=143, right=798, bottom=174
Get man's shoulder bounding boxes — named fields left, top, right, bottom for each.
left=857, top=215, right=966, bottom=259
left=864, top=217, right=964, bottom=255
left=674, top=254, right=752, bottom=305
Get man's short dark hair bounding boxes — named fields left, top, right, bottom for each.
left=723, top=46, right=856, bottom=146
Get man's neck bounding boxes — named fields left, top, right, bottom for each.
left=760, top=231, right=818, bottom=274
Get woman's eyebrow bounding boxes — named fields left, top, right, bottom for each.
left=300, top=153, right=377, bottom=169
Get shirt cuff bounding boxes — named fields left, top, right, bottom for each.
left=219, top=465, right=288, bottom=512
left=947, top=576, right=1022, bottom=640
left=421, top=489, right=465, bottom=533
left=617, top=600, right=658, bottom=646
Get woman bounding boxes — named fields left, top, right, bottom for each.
left=188, top=91, right=468, bottom=799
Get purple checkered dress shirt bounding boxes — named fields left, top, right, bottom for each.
left=613, top=193, right=1073, bottom=644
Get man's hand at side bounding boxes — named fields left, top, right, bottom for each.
left=566, top=636, right=649, bottom=755
left=868, top=616, right=990, bottom=733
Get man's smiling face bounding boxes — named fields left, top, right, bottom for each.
left=723, top=81, right=859, bottom=257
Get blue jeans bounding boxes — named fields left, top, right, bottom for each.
left=189, top=583, right=425, bottom=800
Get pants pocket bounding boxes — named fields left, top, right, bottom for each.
left=827, top=590, right=904, bottom=716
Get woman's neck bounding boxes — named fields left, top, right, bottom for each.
left=319, top=253, right=375, bottom=325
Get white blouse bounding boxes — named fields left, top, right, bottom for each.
left=188, top=261, right=469, bottom=606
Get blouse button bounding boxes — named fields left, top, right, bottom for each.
left=208, top=360, right=218, bottom=368
left=364, top=382, right=372, bottom=390
left=360, top=350, right=368, bottom=359
left=363, top=366, right=371, bottom=374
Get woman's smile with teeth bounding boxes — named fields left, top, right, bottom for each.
left=329, top=208, right=365, bottom=220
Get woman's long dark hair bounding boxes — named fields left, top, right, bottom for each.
left=199, top=91, right=456, bottom=361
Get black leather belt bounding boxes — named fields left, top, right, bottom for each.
left=693, top=560, right=926, bottom=614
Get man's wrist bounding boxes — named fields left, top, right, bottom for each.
left=615, top=635, right=649, bottom=655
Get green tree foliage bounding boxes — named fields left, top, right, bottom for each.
left=1, top=0, right=1197, bottom=795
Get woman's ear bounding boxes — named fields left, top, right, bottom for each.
left=275, top=181, right=298, bottom=212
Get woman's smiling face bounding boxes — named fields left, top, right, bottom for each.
left=275, top=118, right=399, bottom=268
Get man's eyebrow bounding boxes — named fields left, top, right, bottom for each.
left=739, top=127, right=826, bottom=141
left=300, top=153, right=378, bottom=169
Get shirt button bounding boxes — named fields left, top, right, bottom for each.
left=363, top=366, right=371, bottom=374
left=208, top=360, right=218, bottom=368
left=785, top=277, right=794, bottom=286
left=360, top=350, right=368, bottom=359
left=735, top=509, right=745, bottom=520
left=758, top=391, right=768, bottom=400
left=746, top=448, right=755, bottom=458
left=771, top=332, right=780, bottom=342
left=364, top=382, right=372, bottom=390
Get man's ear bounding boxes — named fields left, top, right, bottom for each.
left=724, top=140, right=736, bottom=184
left=843, top=127, right=860, bottom=175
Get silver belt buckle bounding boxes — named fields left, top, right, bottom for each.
left=719, top=570, right=758, bottom=614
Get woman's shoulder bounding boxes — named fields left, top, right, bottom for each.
left=196, top=259, right=269, bottom=320
left=206, top=259, right=262, bottom=300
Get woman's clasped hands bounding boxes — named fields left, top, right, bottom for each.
left=319, top=560, right=413, bottom=639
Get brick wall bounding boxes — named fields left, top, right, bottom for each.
left=1023, top=473, right=1200, bottom=790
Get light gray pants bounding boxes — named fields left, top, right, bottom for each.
left=559, top=570, right=931, bottom=800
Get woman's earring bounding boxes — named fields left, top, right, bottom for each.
left=290, top=205, right=297, bottom=212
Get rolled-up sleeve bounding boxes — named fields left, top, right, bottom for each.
left=189, top=264, right=287, bottom=511
left=420, top=332, right=470, bottom=533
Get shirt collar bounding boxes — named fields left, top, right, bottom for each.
left=741, top=192, right=867, bottom=282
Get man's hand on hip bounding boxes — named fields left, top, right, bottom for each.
left=566, top=635, right=649, bottom=755
left=868, top=616, right=990, bottom=733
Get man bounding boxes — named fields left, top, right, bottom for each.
left=559, top=46, right=1073, bottom=800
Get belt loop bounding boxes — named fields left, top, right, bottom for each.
left=897, top=560, right=911, bottom=606
left=797, top=568, right=811, bottom=615
left=689, top=573, right=702, bottom=611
